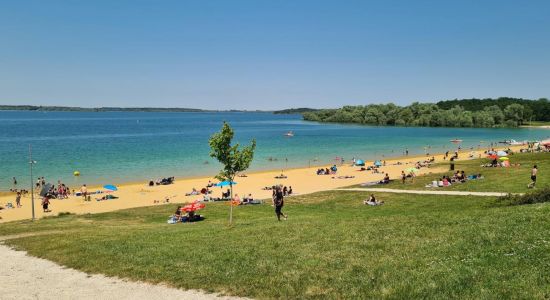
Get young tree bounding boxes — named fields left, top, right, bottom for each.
left=209, top=122, right=256, bottom=225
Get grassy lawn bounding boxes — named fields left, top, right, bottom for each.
left=377, top=152, right=550, bottom=193
left=1, top=190, right=549, bottom=299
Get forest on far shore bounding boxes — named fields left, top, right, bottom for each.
left=302, top=97, right=550, bottom=128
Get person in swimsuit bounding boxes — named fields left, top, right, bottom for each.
left=15, top=191, right=21, bottom=208
left=273, top=186, right=287, bottom=221
left=529, top=165, right=538, bottom=188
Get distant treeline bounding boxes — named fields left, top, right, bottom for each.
left=0, top=105, right=208, bottom=112
left=437, top=97, right=550, bottom=121
left=273, top=108, right=319, bottom=114
left=303, top=98, right=550, bottom=128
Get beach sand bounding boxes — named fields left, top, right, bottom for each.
left=0, top=146, right=521, bottom=223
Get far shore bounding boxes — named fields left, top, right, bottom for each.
left=0, top=145, right=523, bottom=223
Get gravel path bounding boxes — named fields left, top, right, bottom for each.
left=336, top=188, right=517, bottom=197
left=0, top=243, right=245, bottom=300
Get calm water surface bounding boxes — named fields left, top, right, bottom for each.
left=1, top=111, right=548, bottom=190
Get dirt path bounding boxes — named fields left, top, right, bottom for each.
left=336, top=187, right=518, bottom=197
left=0, top=241, right=245, bottom=300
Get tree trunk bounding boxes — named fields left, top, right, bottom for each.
left=229, top=182, right=233, bottom=225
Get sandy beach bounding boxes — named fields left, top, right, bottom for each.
left=0, top=146, right=521, bottom=223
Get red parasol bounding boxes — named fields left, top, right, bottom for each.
left=181, top=202, right=206, bottom=212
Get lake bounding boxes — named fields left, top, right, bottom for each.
left=0, top=111, right=548, bottom=190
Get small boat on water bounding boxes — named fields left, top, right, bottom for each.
left=450, top=139, right=463, bottom=143
left=284, top=131, right=294, bottom=137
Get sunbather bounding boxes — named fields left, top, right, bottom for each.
left=364, top=194, right=384, bottom=206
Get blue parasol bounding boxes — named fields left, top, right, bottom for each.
left=355, top=159, right=365, bottom=166
left=215, top=181, right=237, bottom=187
left=374, top=160, right=382, bottom=167
left=103, top=184, right=118, bottom=191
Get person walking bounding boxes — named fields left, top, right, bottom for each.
left=528, top=165, right=538, bottom=188
left=273, top=186, right=287, bottom=221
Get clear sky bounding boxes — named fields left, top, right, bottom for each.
left=1, top=0, right=549, bottom=110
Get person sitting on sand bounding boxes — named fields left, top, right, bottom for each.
left=380, top=173, right=390, bottom=184
left=233, top=193, right=241, bottom=205
left=364, top=194, right=384, bottom=206
left=185, top=188, right=200, bottom=196
left=333, top=175, right=355, bottom=179
left=275, top=174, right=287, bottom=179
left=243, top=193, right=252, bottom=203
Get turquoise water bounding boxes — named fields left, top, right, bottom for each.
left=1, top=111, right=549, bottom=191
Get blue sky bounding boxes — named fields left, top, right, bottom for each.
left=1, top=0, right=549, bottom=110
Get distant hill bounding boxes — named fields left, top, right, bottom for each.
left=0, top=105, right=211, bottom=112
left=273, top=108, right=319, bottom=114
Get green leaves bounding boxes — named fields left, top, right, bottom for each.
left=209, top=122, right=256, bottom=182
left=302, top=100, right=536, bottom=128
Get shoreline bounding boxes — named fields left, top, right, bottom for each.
left=0, top=145, right=523, bottom=223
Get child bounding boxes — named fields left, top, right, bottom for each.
left=42, top=196, right=50, bottom=212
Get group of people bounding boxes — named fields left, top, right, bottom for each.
left=47, top=181, right=72, bottom=199
left=149, top=177, right=175, bottom=186
left=171, top=205, right=204, bottom=223
left=426, top=170, right=484, bottom=188
left=316, top=165, right=337, bottom=175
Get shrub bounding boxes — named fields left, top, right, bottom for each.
left=496, top=187, right=550, bottom=206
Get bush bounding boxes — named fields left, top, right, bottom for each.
left=496, top=187, right=550, bottom=206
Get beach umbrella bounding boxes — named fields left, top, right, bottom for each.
left=103, top=184, right=117, bottom=191
left=215, top=181, right=237, bottom=187
left=374, top=160, right=382, bottom=167
left=497, top=150, right=508, bottom=157
left=181, top=206, right=197, bottom=212
left=499, top=157, right=509, bottom=161
left=39, top=183, right=53, bottom=197
left=181, top=202, right=206, bottom=212
left=355, top=159, right=365, bottom=166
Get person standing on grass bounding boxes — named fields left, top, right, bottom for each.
left=273, top=186, right=287, bottom=221
left=401, top=171, right=406, bottom=184
left=529, top=165, right=538, bottom=188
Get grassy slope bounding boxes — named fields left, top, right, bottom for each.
left=377, top=152, right=550, bottom=193
left=1, top=191, right=549, bottom=299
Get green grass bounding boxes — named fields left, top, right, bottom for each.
left=377, top=152, right=550, bottom=193
left=1, top=190, right=549, bottom=299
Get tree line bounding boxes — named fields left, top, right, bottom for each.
left=302, top=98, right=550, bottom=127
